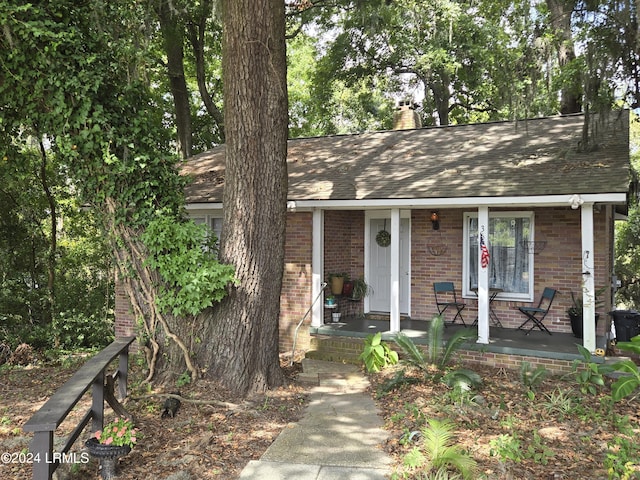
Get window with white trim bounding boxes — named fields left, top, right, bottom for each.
left=463, top=212, right=534, bottom=301
left=191, top=214, right=223, bottom=250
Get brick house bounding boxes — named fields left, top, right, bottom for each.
left=116, top=109, right=631, bottom=371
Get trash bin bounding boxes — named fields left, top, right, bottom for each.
left=609, top=310, right=640, bottom=342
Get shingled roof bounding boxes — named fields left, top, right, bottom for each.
left=183, top=111, right=630, bottom=204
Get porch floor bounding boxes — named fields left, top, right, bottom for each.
left=310, top=315, right=608, bottom=362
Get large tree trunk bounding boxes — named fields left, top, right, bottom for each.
left=188, top=0, right=288, bottom=396
left=155, top=1, right=193, bottom=159
left=546, top=0, right=582, bottom=114
left=186, top=1, right=226, bottom=142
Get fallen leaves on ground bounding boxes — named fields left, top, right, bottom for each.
left=0, top=354, right=306, bottom=480
left=368, top=363, right=640, bottom=480
left=2, top=353, right=639, bottom=480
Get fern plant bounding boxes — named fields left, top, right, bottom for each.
left=403, top=418, right=477, bottom=479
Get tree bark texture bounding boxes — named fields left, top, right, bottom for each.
left=186, top=3, right=226, bottom=142
left=38, top=140, right=56, bottom=324
left=155, top=1, right=193, bottom=159
left=546, top=0, right=582, bottom=114
left=195, top=0, right=288, bottom=396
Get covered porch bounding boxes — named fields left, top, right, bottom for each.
left=310, top=314, right=609, bottom=363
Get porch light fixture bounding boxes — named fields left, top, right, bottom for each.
left=430, top=211, right=440, bottom=230
left=569, top=194, right=584, bottom=209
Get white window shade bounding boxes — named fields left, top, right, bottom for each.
left=463, top=212, right=534, bottom=301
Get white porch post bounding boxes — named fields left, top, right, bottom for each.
left=311, top=208, right=324, bottom=327
left=581, top=203, right=597, bottom=351
left=477, top=207, right=490, bottom=344
left=389, top=209, right=401, bottom=333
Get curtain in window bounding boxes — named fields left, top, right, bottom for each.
left=468, top=217, right=530, bottom=294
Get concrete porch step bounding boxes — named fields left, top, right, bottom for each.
left=305, top=336, right=364, bottom=365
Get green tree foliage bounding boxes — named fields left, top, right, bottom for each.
left=0, top=1, right=232, bottom=373
left=615, top=113, right=640, bottom=308
left=293, top=0, right=563, bottom=128
left=286, top=0, right=640, bottom=130
left=142, top=215, right=236, bottom=317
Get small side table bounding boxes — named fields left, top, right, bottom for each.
left=324, top=303, right=341, bottom=323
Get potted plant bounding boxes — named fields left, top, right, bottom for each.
left=568, top=288, right=604, bottom=338
left=351, top=277, right=373, bottom=300
left=342, top=279, right=354, bottom=297
left=86, top=417, right=138, bottom=479
left=328, top=273, right=348, bottom=295
left=325, top=294, right=336, bottom=306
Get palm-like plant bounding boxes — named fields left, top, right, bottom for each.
left=395, top=315, right=475, bottom=371
left=392, top=316, right=481, bottom=392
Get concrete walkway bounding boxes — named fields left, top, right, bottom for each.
left=239, top=359, right=393, bottom=479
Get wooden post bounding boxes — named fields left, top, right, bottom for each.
left=118, top=348, right=129, bottom=399
left=91, top=370, right=105, bottom=433
left=30, top=431, right=53, bottom=480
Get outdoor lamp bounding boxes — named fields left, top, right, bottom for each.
left=430, top=211, right=440, bottom=230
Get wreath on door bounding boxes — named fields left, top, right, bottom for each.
left=376, top=220, right=391, bottom=247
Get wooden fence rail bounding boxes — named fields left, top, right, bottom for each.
left=22, top=336, right=135, bottom=480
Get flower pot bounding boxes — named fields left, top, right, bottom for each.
left=332, top=312, right=342, bottom=323
left=569, top=312, right=599, bottom=338
left=330, top=276, right=344, bottom=295
left=342, top=281, right=353, bottom=297
left=85, top=438, right=131, bottom=479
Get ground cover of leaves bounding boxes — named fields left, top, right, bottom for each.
left=369, top=362, right=640, bottom=479
left=1, top=351, right=639, bottom=480
left=0, top=353, right=306, bottom=480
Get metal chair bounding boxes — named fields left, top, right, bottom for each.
left=434, top=282, right=466, bottom=326
left=517, top=287, right=557, bottom=335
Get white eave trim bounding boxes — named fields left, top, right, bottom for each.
left=185, top=193, right=626, bottom=211
left=186, top=203, right=224, bottom=210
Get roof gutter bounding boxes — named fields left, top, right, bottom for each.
left=185, top=193, right=626, bottom=212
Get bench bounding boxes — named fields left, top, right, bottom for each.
left=22, top=336, right=135, bottom=480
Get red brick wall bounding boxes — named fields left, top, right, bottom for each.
left=411, top=207, right=612, bottom=334
left=114, top=206, right=613, bottom=354
left=114, top=274, right=135, bottom=339
left=323, top=210, right=365, bottom=279
left=280, top=212, right=313, bottom=353
left=411, top=209, right=466, bottom=320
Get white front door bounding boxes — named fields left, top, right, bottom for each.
left=368, top=217, right=410, bottom=314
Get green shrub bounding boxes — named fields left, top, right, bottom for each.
left=605, top=435, right=640, bottom=479
left=52, top=310, right=114, bottom=350
left=393, top=319, right=481, bottom=390
left=608, top=335, right=640, bottom=402
left=359, top=332, right=399, bottom=373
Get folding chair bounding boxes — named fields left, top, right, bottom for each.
left=434, top=282, right=466, bottom=326
left=517, top=287, right=557, bottom=335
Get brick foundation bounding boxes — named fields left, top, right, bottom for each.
left=306, top=335, right=577, bottom=376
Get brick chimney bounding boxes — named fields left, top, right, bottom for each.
left=393, top=101, right=422, bottom=130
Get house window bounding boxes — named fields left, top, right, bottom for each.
left=192, top=215, right=223, bottom=250
left=463, top=212, right=534, bottom=301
